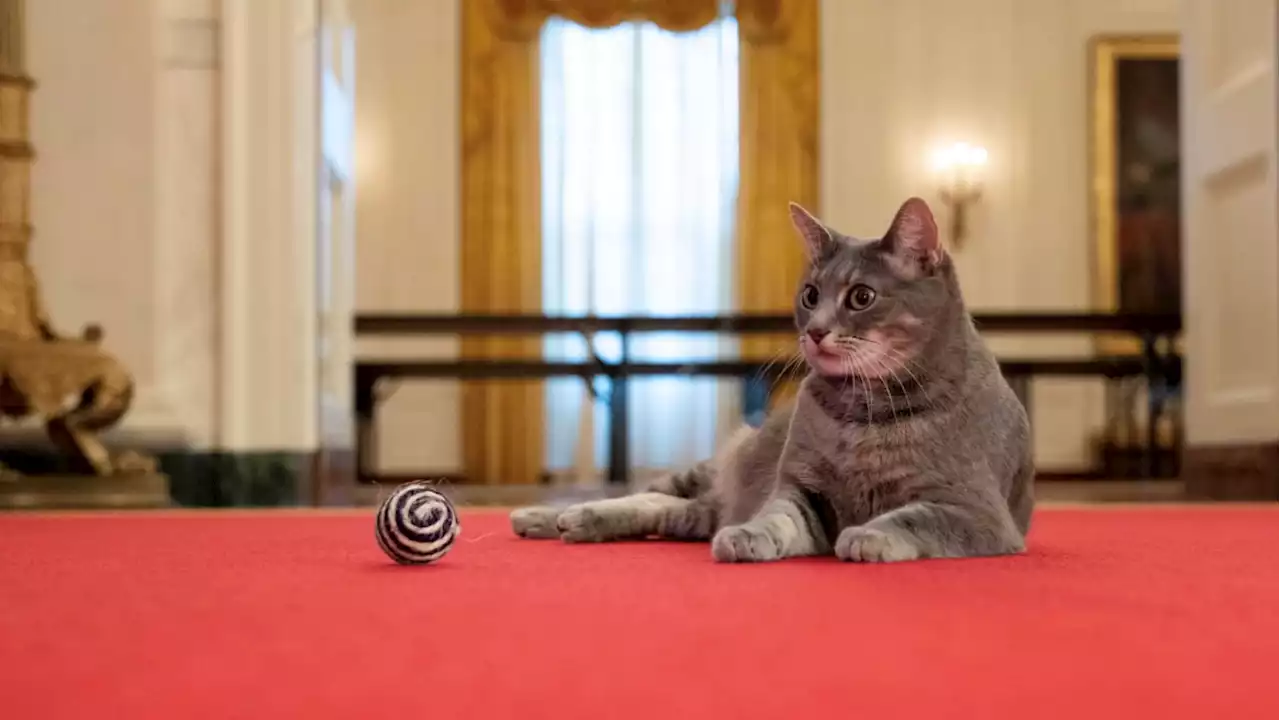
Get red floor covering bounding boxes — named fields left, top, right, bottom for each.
left=0, top=507, right=1275, bottom=719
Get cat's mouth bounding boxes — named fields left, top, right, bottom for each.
left=807, top=342, right=841, bottom=359
left=800, top=336, right=850, bottom=376
left=801, top=334, right=903, bottom=380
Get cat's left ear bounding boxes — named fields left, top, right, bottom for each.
left=881, top=197, right=943, bottom=278
left=789, top=202, right=835, bottom=261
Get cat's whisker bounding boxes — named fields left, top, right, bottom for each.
left=829, top=349, right=856, bottom=414
left=764, top=344, right=802, bottom=392
left=840, top=355, right=861, bottom=420
left=780, top=350, right=806, bottom=386
left=847, top=343, right=900, bottom=423
left=876, top=355, right=919, bottom=420
left=828, top=350, right=852, bottom=412
left=874, top=346, right=946, bottom=410
left=858, top=360, right=874, bottom=422
left=842, top=346, right=875, bottom=423
left=873, top=357, right=914, bottom=405
left=838, top=353, right=855, bottom=403
left=841, top=335, right=932, bottom=384
left=889, top=367, right=917, bottom=412
left=832, top=339, right=917, bottom=423
left=758, top=345, right=802, bottom=389
left=754, top=346, right=791, bottom=381
left=872, top=357, right=899, bottom=424
left=890, top=348, right=962, bottom=409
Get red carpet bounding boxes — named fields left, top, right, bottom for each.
left=0, top=507, right=1275, bottom=719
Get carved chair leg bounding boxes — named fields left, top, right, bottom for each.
left=47, top=416, right=113, bottom=476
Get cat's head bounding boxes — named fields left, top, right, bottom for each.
left=789, top=197, right=956, bottom=379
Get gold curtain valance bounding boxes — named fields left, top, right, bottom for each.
left=482, top=0, right=720, bottom=37
left=480, top=0, right=793, bottom=38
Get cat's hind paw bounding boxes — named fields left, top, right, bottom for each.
left=712, top=524, right=782, bottom=563
left=835, top=526, right=920, bottom=563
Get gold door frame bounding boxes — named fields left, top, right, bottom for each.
left=1088, top=34, right=1180, bottom=356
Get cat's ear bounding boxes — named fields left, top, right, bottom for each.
left=881, top=196, right=943, bottom=277
left=789, top=202, right=834, bottom=261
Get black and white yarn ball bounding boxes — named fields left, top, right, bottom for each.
left=375, top=482, right=461, bottom=565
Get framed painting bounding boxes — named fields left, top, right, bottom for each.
left=1088, top=34, right=1181, bottom=356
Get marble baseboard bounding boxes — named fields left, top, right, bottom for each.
left=1182, top=442, right=1278, bottom=501
left=160, top=451, right=314, bottom=507
left=0, top=446, right=324, bottom=508
left=0, top=473, right=171, bottom=509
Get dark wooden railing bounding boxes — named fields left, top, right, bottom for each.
left=356, top=312, right=1182, bottom=335
left=353, top=313, right=1182, bottom=486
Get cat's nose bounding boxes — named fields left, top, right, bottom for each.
left=806, top=329, right=828, bottom=345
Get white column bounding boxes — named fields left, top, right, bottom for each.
left=220, top=0, right=320, bottom=452
left=152, top=0, right=222, bottom=447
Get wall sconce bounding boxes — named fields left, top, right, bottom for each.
left=931, top=142, right=987, bottom=249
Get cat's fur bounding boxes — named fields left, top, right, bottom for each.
left=511, top=197, right=1034, bottom=563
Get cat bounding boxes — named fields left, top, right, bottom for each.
left=511, top=197, right=1034, bottom=563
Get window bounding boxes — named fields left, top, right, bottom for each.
left=541, top=15, right=740, bottom=477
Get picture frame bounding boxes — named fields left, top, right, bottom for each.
left=1088, top=34, right=1181, bottom=356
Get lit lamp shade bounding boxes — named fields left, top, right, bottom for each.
left=930, top=142, right=988, bottom=248
left=932, top=142, right=988, bottom=179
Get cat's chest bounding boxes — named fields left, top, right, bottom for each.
left=799, top=425, right=920, bottom=536
left=828, top=422, right=904, bottom=463
left=801, top=421, right=921, bottom=492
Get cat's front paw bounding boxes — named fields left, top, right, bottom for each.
left=835, top=526, right=920, bottom=563
left=510, top=506, right=563, bottom=539
left=712, top=524, right=781, bottom=563
left=555, top=504, right=612, bottom=543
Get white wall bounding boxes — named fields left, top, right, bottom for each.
left=351, top=0, right=462, bottom=473
left=29, top=0, right=220, bottom=446
left=29, top=0, right=322, bottom=453
left=821, top=0, right=1179, bottom=468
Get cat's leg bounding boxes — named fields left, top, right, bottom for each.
left=511, top=458, right=721, bottom=540
left=555, top=493, right=717, bottom=543
left=643, top=458, right=716, bottom=498
left=835, top=497, right=1024, bottom=563
left=711, top=491, right=830, bottom=563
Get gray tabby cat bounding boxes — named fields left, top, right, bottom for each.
left=511, top=197, right=1034, bottom=563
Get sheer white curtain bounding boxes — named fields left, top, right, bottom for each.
left=540, top=15, right=739, bottom=480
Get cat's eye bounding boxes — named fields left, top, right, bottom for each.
left=844, top=284, right=877, bottom=311
left=800, top=284, right=820, bottom=309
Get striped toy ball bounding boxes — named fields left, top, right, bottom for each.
left=375, top=482, right=460, bottom=565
